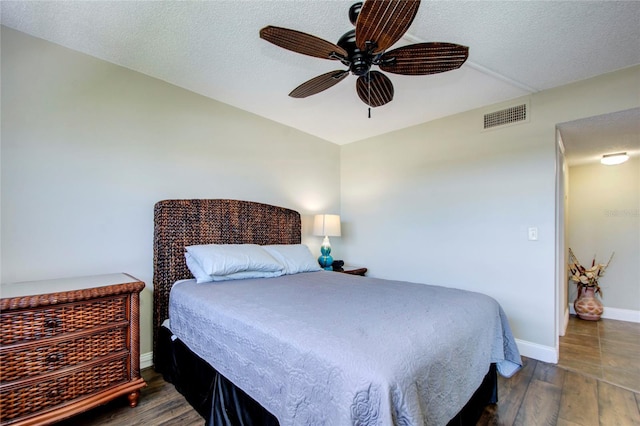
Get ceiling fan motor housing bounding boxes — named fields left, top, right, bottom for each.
left=337, top=29, right=371, bottom=76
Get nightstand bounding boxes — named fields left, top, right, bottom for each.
left=334, top=266, right=367, bottom=276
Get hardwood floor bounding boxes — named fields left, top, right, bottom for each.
left=478, top=356, right=640, bottom=425
left=57, top=316, right=640, bottom=426
left=56, top=368, right=202, bottom=426
left=558, top=315, right=640, bottom=393
left=477, top=315, right=640, bottom=425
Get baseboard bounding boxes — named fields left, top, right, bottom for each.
left=601, top=307, right=640, bottom=323
left=515, top=339, right=558, bottom=364
left=140, top=352, right=153, bottom=369
left=569, top=304, right=640, bottom=323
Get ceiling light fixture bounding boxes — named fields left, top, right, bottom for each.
left=600, top=152, right=629, bottom=166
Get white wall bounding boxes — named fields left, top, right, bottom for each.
left=567, top=158, right=640, bottom=315
left=340, top=66, right=640, bottom=361
left=0, top=27, right=341, bottom=356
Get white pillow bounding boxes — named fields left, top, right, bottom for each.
left=262, top=244, right=322, bottom=275
left=185, top=244, right=284, bottom=276
left=185, top=252, right=215, bottom=283
left=209, top=270, right=284, bottom=282
left=185, top=252, right=284, bottom=283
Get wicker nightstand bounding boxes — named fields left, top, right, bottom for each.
left=0, top=273, right=146, bottom=426
left=334, top=266, right=367, bottom=276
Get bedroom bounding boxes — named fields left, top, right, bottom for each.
left=1, top=1, right=639, bottom=425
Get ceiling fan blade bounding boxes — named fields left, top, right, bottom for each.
left=289, top=70, right=349, bottom=98
left=356, top=71, right=394, bottom=107
left=356, top=0, right=421, bottom=54
left=260, top=26, right=348, bottom=60
left=379, top=42, right=469, bottom=75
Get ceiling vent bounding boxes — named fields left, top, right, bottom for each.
left=483, top=103, right=528, bottom=130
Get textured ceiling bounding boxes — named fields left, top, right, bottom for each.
left=559, top=108, right=640, bottom=167
left=1, top=0, right=639, bottom=150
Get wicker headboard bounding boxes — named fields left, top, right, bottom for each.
left=152, top=199, right=301, bottom=360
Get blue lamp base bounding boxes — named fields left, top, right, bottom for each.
left=318, top=244, right=334, bottom=270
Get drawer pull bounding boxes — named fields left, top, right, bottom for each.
left=44, top=319, right=61, bottom=328
left=46, top=389, right=60, bottom=398
left=45, top=353, right=63, bottom=363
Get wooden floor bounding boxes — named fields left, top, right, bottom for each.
left=558, top=315, right=640, bottom=393
left=476, top=315, right=640, bottom=426
left=56, top=367, right=203, bottom=426
left=58, top=316, right=640, bottom=426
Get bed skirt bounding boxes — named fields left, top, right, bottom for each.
left=155, top=325, right=497, bottom=425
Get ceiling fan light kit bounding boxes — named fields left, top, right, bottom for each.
left=259, top=0, right=469, bottom=111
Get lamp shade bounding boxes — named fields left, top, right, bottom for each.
left=313, top=214, right=341, bottom=237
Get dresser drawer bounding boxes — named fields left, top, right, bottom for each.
left=0, top=296, right=127, bottom=345
left=0, top=355, right=129, bottom=423
left=0, top=327, right=128, bottom=383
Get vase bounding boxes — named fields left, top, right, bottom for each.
left=574, top=286, right=603, bottom=321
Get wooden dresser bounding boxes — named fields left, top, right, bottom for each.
left=0, top=273, right=146, bottom=426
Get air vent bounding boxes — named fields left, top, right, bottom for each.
left=483, top=104, right=527, bottom=129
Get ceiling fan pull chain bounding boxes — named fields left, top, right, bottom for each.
left=368, top=70, right=371, bottom=118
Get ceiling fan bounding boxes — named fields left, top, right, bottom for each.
left=259, top=0, right=469, bottom=111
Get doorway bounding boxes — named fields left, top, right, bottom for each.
left=555, top=108, right=640, bottom=388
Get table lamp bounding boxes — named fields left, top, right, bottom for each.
left=313, top=214, right=341, bottom=270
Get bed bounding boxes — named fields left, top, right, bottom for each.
left=152, top=199, right=521, bottom=426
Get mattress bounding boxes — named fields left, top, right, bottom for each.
left=168, top=271, right=521, bottom=426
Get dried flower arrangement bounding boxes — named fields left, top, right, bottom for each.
left=568, top=248, right=614, bottom=297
